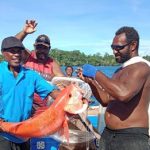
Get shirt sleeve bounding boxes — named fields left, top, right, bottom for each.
left=34, top=72, right=56, bottom=100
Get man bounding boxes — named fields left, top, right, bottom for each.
left=78, top=27, right=150, bottom=150
left=0, top=36, right=59, bottom=150
left=16, top=20, right=64, bottom=80
left=15, top=20, right=64, bottom=114
left=65, top=66, right=74, bottom=77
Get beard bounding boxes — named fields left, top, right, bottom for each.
left=36, top=52, right=48, bottom=62
left=115, top=51, right=131, bottom=64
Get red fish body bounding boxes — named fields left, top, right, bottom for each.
left=0, top=84, right=88, bottom=139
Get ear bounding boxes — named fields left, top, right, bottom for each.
left=1, top=51, right=5, bottom=57
left=130, top=41, right=137, bottom=52
left=1, top=51, right=8, bottom=60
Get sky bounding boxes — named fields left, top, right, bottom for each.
left=0, top=0, right=150, bottom=56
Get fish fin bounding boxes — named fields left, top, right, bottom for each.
left=59, top=116, right=69, bottom=144
left=63, top=117, right=69, bottom=143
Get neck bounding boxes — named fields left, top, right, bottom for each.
left=37, top=58, right=49, bottom=64
left=8, top=65, right=21, bottom=77
left=130, top=51, right=139, bottom=58
left=67, top=75, right=72, bottom=77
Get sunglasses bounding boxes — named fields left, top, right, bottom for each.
left=111, top=42, right=130, bottom=51
left=3, top=48, right=24, bottom=54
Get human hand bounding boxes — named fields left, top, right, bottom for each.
left=23, top=20, right=38, bottom=34
left=75, top=67, right=85, bottom=80
left=82, top=64, right=98, bottom=78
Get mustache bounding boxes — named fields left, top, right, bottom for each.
left=37, top=52, right=47, bottom=54
left=36, top=52, right=48, bottom=56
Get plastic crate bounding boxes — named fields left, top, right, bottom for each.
left=30, top=137, right=60, bottom=150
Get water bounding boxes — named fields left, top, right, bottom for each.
left=61, top=66, right=120, bottom=78
left=88, top=116, right=98, bottom=128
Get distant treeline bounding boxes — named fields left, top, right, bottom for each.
left=0, top=49, right=150, bottom=66
left=50, top=49, right=150, bottom=66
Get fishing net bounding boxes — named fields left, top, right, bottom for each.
left=51, top=77, right=92, bottom=99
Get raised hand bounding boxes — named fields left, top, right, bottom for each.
left=76, top=67, right=85, bottom=80
left=23, top=20, right=38, bottom=34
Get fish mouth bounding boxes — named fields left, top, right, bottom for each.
left=64, top=99, right=88, bottom=114
left=73, top=100, right=88, bottom=114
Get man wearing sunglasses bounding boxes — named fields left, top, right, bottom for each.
left=15, top=20, right=64, bottom=115
left=77, top=27, right=150, bottom=150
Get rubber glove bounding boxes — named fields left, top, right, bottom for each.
left=82, top=64, right=98, bottom=78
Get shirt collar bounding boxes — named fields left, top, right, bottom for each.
left=122, top=56, right=142, bottom=68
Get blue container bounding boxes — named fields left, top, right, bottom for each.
left=30, top=137, right=61, bottom=150
left=87, top=116, right=98, bottom=128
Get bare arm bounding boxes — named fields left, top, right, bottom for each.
left=21, top=49, right=31, bottom=64
left=85, top=78, right=110, bottom=107
left=95, top=63, right=150, bottom=102
left=52, top=59, right=65, bottom=77
left=77, top=69, right=110, bottom=106
left=49, top=90, right=60, bottom=99
left=16, top=20, right=37, bottom=63
left=15, top=20, right=37, bottom=41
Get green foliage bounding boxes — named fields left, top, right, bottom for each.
left=0, top=49, right=149, bottom=66
left=143, top=55, right=150, bottom=61
left=50, top=49, right=150, bottom=66
left=0, top=55, right=4, bottom=62
left=50, top=49, right=117, bottom=66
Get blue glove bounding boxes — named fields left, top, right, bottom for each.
left=82, top=64, right=98, bottom=78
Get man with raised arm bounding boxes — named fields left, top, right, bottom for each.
left=15, top=20, right=64, bottom=114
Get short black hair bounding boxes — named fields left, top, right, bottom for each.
left=115, top=26, right=139, bottom=49
left=65, top=66, right=73, bottom=71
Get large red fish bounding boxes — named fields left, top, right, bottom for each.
left=0, top=84, right=88, bottom=141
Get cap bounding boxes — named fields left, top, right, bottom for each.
left=1, top=36, right=25, bottom=51
left=34, top=34, right=50, bottom=47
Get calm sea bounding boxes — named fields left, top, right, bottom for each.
left=61, top=65, right=120, bottom=78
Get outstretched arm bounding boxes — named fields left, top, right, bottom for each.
left=52, top=59, right=65, bottom=77
left=15, top=20, right=37, bottom=41
left=82, top=63, right=150, bottom=103
left=77, top=68, right=110, bottom=106
left=86, top=78, right=110, bottom=107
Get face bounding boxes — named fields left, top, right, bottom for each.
left=66, top=67, right=73, bottom=77
left=2, top=48, right=23, bottom=67
left=35, top=44, right=50, bottom=63
left=111, top=33, right=131, bottom=63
